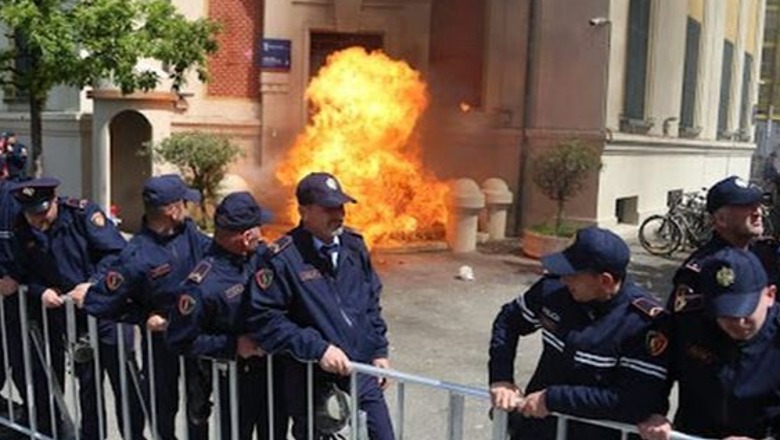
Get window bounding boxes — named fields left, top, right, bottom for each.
left=740, top=53, right=753, bottom=132
left=680, top=17, right=701, bottom=131
left=717, top=40, right=734, bottom=139
left=622, top=0, right=652, bottom=121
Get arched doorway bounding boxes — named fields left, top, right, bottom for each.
left=110, top=110, right=152, bottom=233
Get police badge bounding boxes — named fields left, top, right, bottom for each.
left=716, top=266, right=735, bottom=287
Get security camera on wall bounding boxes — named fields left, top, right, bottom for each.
left=589, top=17, right=610, bottom=27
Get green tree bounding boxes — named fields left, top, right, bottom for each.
left=0, top=0, right=220, bottom=174
left=532, top=140, right=603, bottom=236
left=146, top=131, right=243, bottom=229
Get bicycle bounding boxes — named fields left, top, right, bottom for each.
left=638, top=190, right=711, bottom=256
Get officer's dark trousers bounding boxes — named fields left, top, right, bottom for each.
left=289, top=371, right=394, bottom=440
left=216, top=356, right=288, bottom=440
left=77, top=343, right=146, bottom=440
left=0, top=294, right=29, bottom=414
left=30, top=317, right=145, bottom=440
left=141, top=330, right=211, bottom=440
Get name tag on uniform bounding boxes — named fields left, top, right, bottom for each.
left=299, top=269, right=322, bottom=282
left=223, top=283, right=244, bottom=300
left=149, top=263, right=172, bottom=280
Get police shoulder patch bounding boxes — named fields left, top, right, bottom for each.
left=255, top=268, right=274, bottom=290
left=684, top=262, right=701, bottom=273
left=266, top=235, right=292, bottom=257
left=105, top=271, right=124, bottom=291
left=631, top=297, right=666, bottom=319
left=178, top=294, right=197, bottom=316
left=149, top=263, right=172, bottom=280
left=187, top=260, right=212, bottom=284
left=645, top=330, right=669, bottom=357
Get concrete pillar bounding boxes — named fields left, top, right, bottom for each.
left=92, top=114, right=111, bottom=211
left=447, top=178, right=485, bottom=253
left=646, top=0, right=687, bottom=136
left=481, top=178, right=513, bottom=240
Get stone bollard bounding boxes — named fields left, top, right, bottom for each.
left=481, top=178, right=513, bottom=240
left=447, top=178, right=485, bottom=253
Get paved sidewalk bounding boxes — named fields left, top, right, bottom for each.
left=374, top=230, right=685, bottom=439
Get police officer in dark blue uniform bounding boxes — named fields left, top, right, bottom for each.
left=0, top=132, right=28, bottom=179
left=489, top=227, right=670, bottom=440
left=10, top=177, right=145, bottom=439
left=638, top=248, right=780, bottom=440
left=0, top=155, right=28, bottom=429
left=660, top=176, right=774, bottom=438
left=167, top=191, right=287, bottom=440
left=249, top=172, right=394, bottom=440
left=73, top=174, right=212, bottom=440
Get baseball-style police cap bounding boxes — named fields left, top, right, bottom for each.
left=214, top=191, right=272, bottom=231
left=11, top=177, right=60, bottom=214
left=705, top=176, right=763, bottom=214
left=541, top=227, right=630, bottom=276
left=296, top=172, right=357, bottom=207
left=142, top=174, right=201, bottom=207
left=701, top=247, right=767, bottom=318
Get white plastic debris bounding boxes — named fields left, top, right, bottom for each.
left=458, top=265, right=475, bottom=281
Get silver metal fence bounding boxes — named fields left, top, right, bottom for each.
left=0, top=286, right=713, bottom=440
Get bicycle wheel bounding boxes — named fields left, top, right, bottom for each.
left=639, top=215, right=683, bottom=256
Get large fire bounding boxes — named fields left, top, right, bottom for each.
left=276, top=47, right=449, bottom=248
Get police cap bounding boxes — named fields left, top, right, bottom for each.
left=214, top=191, right=272, bottom=231
left=542, top=226, right=630, bottom=276
left=142, top=174, right=201, bottom=207
left=701, top=247, right=767, bottom=318
left=296, top=172, right=357, bottom=207
left=705, top=176, right=764, bottom=214
left=11, top=177, right=60, bottom=214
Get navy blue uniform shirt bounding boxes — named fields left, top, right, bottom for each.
left=84, top=218, right=211, bottom=324
left=249, top=226, right=388, bottom=363
left=166, top=242, right=264, bottom=359
left=12, top=197, right=127, bottom=342
left=673, top=305, right=780, bottom=437
left=489, top=276, right=670, bottom=438
left=0, top=178, right=21, bottom=277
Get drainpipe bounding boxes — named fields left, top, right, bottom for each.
left=515, top=0, right=539, bottom=232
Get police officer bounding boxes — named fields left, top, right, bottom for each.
left=72, top=174, right=211, bottom=440
left=662, top=176, right=772, bottom=435
left=249, top=172, right=394, bottom=440
left=638, top=248, right=780, bottom=439
left=1, top=132, right=28, bottom=179
left=167, top=191, right=287, bottom=440
left=488, top=227, right=670, bottom=440
left=10, top=177, right=145, bottom=439
left=0, top=155, right=28, bottom=428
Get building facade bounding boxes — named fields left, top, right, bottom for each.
left=0, top=0, right=765, bottom=235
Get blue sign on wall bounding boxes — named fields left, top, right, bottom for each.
left=260, top=38, right=291, bottom=71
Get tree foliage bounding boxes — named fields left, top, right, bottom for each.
left=531, top=140, right=603, bottom=236
left=146, top=131, right=243, bottom=229
left=0, top=0, right=220, bottom=173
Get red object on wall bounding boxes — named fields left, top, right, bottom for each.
left=207, top=0, right=263, bottom=98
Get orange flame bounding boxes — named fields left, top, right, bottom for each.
left=276, top=47, right=449, bottom=248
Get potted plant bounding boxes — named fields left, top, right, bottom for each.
left=522, top=139, right=603, bottom=258
left=144, top=131, right=244, bottom=230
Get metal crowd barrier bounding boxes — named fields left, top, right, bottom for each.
left=0, top=286, right=709, bottom=440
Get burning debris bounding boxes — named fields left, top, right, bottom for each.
left=276, top=47, right=450, bottom=248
